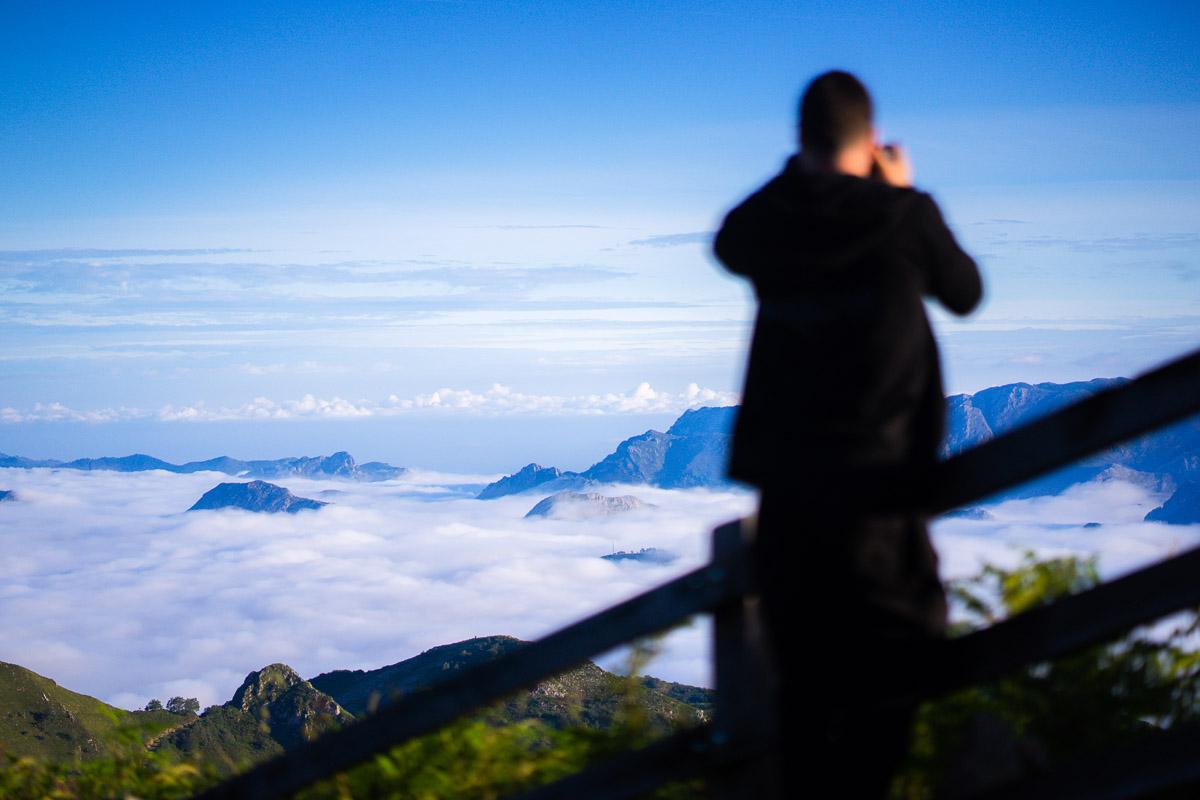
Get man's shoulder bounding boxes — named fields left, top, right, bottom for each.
left=753, top=160, right=926, bottom=207
left=718, top=160, right=934, bottom=245
left=847, top=175, right=926, bottom=209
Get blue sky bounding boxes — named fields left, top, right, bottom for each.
left=1, top=1, right=1198, bottom=470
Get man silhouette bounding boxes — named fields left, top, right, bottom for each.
left=713, top=70, right=982, bottom=795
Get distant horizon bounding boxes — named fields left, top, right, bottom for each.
left=0, top=366, right=1148, bottom=471
left=3, top=2, right=1198, bottom=468
left=0, top=443, right=1187, bottom=709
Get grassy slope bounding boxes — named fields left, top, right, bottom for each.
left=311, top=636, right=713, bottom=733
left=3, top=636, right=713, bottom=773
left=153, top=706, right=283, bottom=775
left=0, top=662, right=182, bottom=761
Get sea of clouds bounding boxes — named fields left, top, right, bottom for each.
left=0, top=466, right=1196, bottom=710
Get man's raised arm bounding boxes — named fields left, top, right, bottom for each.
left=911, top=192, right=983, bottom=316
left=713, top=203, right=756, bottom=281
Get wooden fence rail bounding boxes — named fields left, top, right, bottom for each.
left=194, top=348, right=1200, bottom=800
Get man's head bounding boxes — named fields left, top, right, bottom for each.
left=798, top=70, right=876, bottom=176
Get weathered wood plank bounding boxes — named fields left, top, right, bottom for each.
left=880, top=543, right=1200, bottom=701
left=967, top=725, right=1200, bottom=800
left=926, top=349, right=1200, bottom=514
left=710, top=515, right=782, bottom=799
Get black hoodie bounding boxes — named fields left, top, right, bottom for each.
left=714, top=155, right=982, bottom=491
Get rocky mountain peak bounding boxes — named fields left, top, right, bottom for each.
left=318, top=451, right=357, bottom=476
left=226, top=663, right=351, bottom=750
left=665, top=405, right=736, bottom=437
left=525, top=491, right=651, bottom=519
left=477, top=463, right=565, bottom=500
left=229, top=663, right=303, bottom=714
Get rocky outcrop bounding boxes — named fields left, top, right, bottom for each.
left=581, top=431, right=676, bottom=485
left=187, top=481, right=327, bottom=513
left=525, top=492, right=652, bottom=519
left=477, top=464, right=593, bottom=499
left=602, top=548, right=677, bottom=564
left=226, top=664, right=351, bottom=750
left=310, top=635, right=711, bottom=733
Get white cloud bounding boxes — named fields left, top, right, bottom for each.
left=3, top=383, right=740, bottom=424
left=388, top=381, right=737, bottom=416
left=931, top=477, right=1199, bottom=583
left=0, top=466, right=1187, bottom=714
left=0, top=402, right=150, bottom=424
left=0, top=466, right=755, bottom=708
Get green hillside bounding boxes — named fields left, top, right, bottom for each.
left=0, top=636, right=713, bottom=785
left=311, top=635, right=712, bottom=733
left=0, top=662, right=182, bottom=762
left=156, top=663, right=352, bottom=774
left=152, top=705, right=282, bottom=774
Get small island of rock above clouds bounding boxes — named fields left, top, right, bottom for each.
left=187, top=480, right=328, bottom=514
left=524, top=491, right=653, bottom=519
left=602, top=548, right=678, bottom=565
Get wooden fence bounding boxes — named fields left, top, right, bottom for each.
left=195, top=348, right=1200, bottom=800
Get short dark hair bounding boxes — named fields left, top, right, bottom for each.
left=798, top=70, right=873, bottom=156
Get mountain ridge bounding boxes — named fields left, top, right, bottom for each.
left=524, top=491, right=652, bottom=519
left=0, top=635, right=712, bottom=772
left=0, top=450, right=407, bottom=482
left=478, top=405, right=736, bottom=499
left=478, top=378, right=1199, bottom=519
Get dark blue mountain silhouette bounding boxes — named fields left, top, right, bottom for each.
left=1146, top=482, right=1200, bottom=525
left=478, top=380, right=1199, bottom=511
left=602, top=547, right=677, bottom=565
left=476, top=464, right=590, bottom=500
left=942, top=378, right=1199, bottom=510
left=187, top=480, right=327, bottom=513
left=477, top=406, right=736, bottom=499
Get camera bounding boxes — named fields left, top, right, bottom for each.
left=869, top=143, right=899, bottom=181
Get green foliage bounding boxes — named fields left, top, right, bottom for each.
left=0, top=632, right=705, bottom=799
left=309, top=634, right=710, bottom=734
left=296, top=633, right=705, bottom=800
left=0, top=711, right=219, bottom=800
left=166, top=696, right=201, bottom=716
left=154, top=704, right=283, bottom=776
left=12, top=552, right=1198, bottom=798
left=0, top=662, right=182, bottom=763
left=145, top=698, right=164, bottom=712
left=893, top=551, right=1200, bottom=799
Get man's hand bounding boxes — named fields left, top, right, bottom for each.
left=873, top=143, right=913, bottom=187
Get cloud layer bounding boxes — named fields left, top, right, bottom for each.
left=3, top=383, right=738, bottom=424
left=0, top=466, right=754, bottom=709
left=0, top=465, right=1196, bottom=713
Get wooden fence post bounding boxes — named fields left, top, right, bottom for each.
left=710, top=515, right=782, bottom=798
